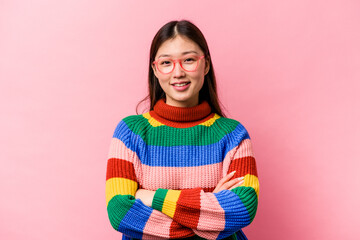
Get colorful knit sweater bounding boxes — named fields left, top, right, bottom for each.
left=105, top=98, right=259, bottom=240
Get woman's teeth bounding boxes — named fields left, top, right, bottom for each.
left=173, top=82, right=189, bottom=86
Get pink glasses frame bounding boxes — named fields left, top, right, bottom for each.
left=152, top=55, right=205, bottom=74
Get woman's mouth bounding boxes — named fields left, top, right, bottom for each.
left=172, top=82, right=191, bottom=91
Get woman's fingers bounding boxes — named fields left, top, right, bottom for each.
left=213, top=171, right=236, bottom=193
left=222, top=177, right=244, bottom=190
left=217, top=171, right=236, bottom=185
left=213, top=174, right=245, bottom=193
left=229, top=179, right=245, bottom=190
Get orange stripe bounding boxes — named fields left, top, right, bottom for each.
left=228, top=156, right=258, bottom=178
left=203, top=186, right=215, bottom=192
left=106, top=158, right=137, bottom=181
left=169, top=221, right=195, bottom=239
left=173, top=188, right=201, bottom=229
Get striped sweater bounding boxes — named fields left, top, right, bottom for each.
left=105, top=98, right=259, bottom=240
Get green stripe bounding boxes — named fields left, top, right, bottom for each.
left=107, top=194, right=135, bottom=230
left=151, top=188, right=168, bottom=212
left=232, top=186, right=258, bottom=222
left=123, top=115, right=239, bottom=146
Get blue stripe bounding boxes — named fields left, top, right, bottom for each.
left=214, top=190, right=251, bottom=239
left=113, top=120, right=250, bottom=167
left=121, top=236, right=132, bottom=240
left=117, top=199, right=153, bottom=239
left=236, top=229, right=248, bottom=240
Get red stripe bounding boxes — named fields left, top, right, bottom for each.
left=228, top=156, right=258, bottom=178
left=106, top=158, right=137, bottom=181
left=203, top=186, right=215, bottom=192
left=173, top=188, right=201, bottom=229
left=169, top=221, right=195, bottom=239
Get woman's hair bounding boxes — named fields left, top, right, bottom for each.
left=136, top=19, right=227, bottom=117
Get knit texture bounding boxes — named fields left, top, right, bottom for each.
left=105, top=98, right=259, bottom=240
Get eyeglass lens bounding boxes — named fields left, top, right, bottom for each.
left=157, top=55, right=201, bottom=74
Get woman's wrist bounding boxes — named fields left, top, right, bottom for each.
left=135, top=189, right=156, bottom=207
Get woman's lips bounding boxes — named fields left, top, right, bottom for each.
left=172, top=82, right=191, bottom=91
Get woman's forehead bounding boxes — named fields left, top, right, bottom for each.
left=157, top=50, right=200, bottom=58
left=156, top=35, right=203, bottom=57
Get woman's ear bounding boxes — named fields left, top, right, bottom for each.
left=152, top=63, right=159, bottom=79
left=204, top=59, right=210, bottom=75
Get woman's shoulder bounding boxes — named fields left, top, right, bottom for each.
left=215, top=115, right=251, bottom=140
left=116, top=112, right=150, bottom=126
left=217, top=114, right=241, bottom=124
left=120, top=113, right=145, bottom=124
left=112, top=113, right=148, bottom=138
left=216, top=114, right=248, bottom=130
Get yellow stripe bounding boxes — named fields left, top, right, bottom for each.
left=199, top=113, right=221, bottom=127
left=162, top=190, right=181, bottom=218
left=241, top=174, right=260, bottom=197
left=142, top=112, right=164, bottom=127
left=143, top=112, right=220, bottom=127
left=105, top=177, right=138, bottom=206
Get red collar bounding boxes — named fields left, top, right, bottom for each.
left=149, top=98, right=214, bottom=128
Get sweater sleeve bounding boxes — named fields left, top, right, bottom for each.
left=151, top=137, right=259, bottom=239
left=106, top=120, right=196, bottom=239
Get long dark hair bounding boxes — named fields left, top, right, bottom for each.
left=136, top=19, right=227, bottom=117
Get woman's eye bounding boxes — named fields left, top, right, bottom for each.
left=160, top=60, right=171, bottom=65
left=184, top=58, right=195, bottom=63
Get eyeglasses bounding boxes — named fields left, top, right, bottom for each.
left=153, top=55, right=205, bottom=74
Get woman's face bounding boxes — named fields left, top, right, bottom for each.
left=152, top=35, right=210, bottom=108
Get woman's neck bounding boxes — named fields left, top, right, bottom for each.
left=164, top=95, right=199, bottom=108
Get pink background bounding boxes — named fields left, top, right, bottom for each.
left=1, top=0, right=359, bottom=239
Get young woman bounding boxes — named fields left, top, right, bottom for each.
left=105, top=20, right=259, bottom=240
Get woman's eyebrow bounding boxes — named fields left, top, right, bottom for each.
left=182, top=50, right=198, bottom=55
left=158, top=51, right=199, bottom=58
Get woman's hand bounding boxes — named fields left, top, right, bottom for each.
left=135, top=189, right=156, bottom=207
left=213, top=171, right=244, bottom=193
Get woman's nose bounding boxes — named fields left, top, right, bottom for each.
left=173, top=61, right=185, bottom=77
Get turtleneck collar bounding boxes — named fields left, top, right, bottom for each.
left=148, top=98, right=215, bottom=128
left=153, top=98, right=212, bottom=122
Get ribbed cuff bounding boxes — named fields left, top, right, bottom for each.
left=151, top=188, right=168, bottom=211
